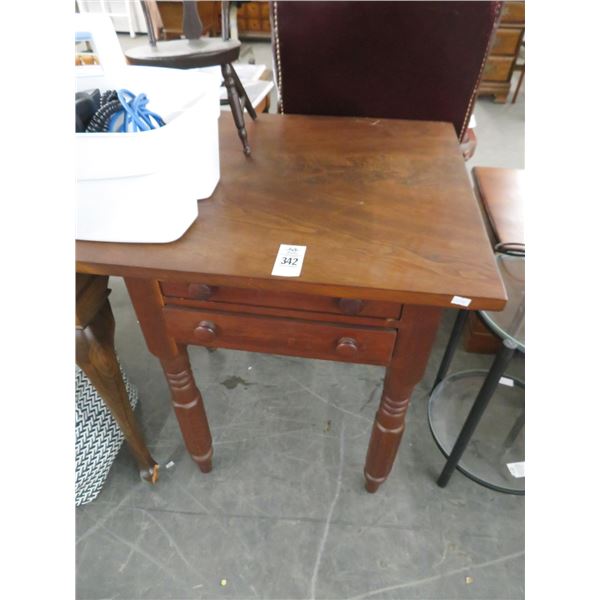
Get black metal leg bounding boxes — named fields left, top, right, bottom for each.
left=437, top=339, right=518, bottom=488
left=502, top=407, right=525, bottom=449
left=431, top=309, right=469, bottom=393
left=221, top=63, right=251, bottom=155
left=230, top=64, right=258, bottom=120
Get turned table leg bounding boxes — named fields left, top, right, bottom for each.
left=160, top=348, right=213, bottom=472
left=125, top=278, right=214, bottom=473
left=364, top=305, right=442, bottom=493
left=76, top=275, right=158, bottom=483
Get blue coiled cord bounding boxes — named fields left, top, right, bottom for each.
left=107, top=89, right=165, bottom=132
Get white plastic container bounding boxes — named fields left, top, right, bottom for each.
left=75, top=16, right=221, bottom=243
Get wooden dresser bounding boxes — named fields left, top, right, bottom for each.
left=236, top=1, right=271, bottom=39
left=156, top=1, right=271, bottom=39
left=478, top=1, right=525, bottom=103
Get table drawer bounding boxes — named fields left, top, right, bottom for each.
left=160, top=282, right=402, bottom=319
left=245, top=3, right=260, bottom=17
left=500, top=1, right=525, bottom=24
left=482, top=56, right=514, bottom=82
left=163, top=307, right=396, bottom=366
left=491, top=27, right=522, bottom=56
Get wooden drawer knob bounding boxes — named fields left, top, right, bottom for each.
left=336, top=337, right=359, bottom=356
left=194, top=320, right=217, bottom=342
left=338, top=298, right=365, bottom=315
left=188, top=283, right=216, bottom=300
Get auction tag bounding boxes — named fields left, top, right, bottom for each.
left=271, top=244, right=307, bottom=277
left=506, top=461, right=525, bottom=478
left=499, top=377, right=515, bottom=387
left=451, top=295, right=472, bottom=307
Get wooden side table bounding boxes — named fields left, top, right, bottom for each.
left=464, top=167, right=525, bottom=353
left=76, top=274, right=158, bottom=483
left=77, top=114, right=505, bottom=493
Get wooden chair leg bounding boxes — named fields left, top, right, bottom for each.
left=76, top=299, right=159, bottom=483
left=512, top=67, right=525, bottom=104
left=221, top=63, right=251, bottom=155
left=230, top=64, right=258, bottom=120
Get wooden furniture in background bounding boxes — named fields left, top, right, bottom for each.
left=156, top=1, right=222, bottom=37
left=271, top=1, right=502, bottom=162
left=512, top=40, right=525, bottom=104
left=156, top=1, right=271, bottom=39
left=76, top=274, right=158, bottom=483
left=76, top=114, right=505, bottom=493
left=474, top=167, right=525, bottom=254
left=236, top=1, right=271, bottom=39
left=464, top=167, right=525, bottom=353
left=478, top=1, right=525, bottom=103
left=126, top=1, right=257, bottom=155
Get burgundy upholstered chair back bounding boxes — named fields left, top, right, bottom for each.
left=271, top=1, right=502, bottom=141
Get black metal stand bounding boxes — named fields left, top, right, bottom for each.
left=436, top=338, right=518, bottom=488
left=431, top=309, right=469, bottom=392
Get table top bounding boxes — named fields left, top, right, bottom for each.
left=480, top=254, right=524, bottom=350
left=77, top=114, right=506, bottom=310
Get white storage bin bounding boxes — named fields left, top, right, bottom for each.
left=76, top=62, right=221, bottom=243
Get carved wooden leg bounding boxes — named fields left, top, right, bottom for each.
left=364, top=305, right=442, bottom=493
left=161, top=347, right=213, bottom=472
left=125, top=277, right=214, bottom=473
left=222, top=62, right=251, bottom=155
left=76, top=280, right=158, bottom=483
left=230, top=64, right=258, bottom=120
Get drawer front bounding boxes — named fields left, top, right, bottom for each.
left=246, top=2, right=260, bottom=17
left=163, top=307, right=397, bottom=366
left=482, top=56, right=514, bottom=82
left=501, top=1, right=525, bottom=24
left=491, top=27, right=522, bottom=56
left=160, top=282, right=402, bottom=319
left=248, top=18, right=262, bottom=31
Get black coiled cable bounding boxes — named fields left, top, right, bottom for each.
left=85, top=90, right=121, bottom=133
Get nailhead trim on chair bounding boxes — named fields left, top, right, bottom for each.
left=272, top=1, right=284, bottom=114
left=459, top=1, right=503, bottom=142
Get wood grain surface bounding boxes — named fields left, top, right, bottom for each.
left=77, top=114, right=505, bottom=310
left=163, top=305, right=397, bottom=365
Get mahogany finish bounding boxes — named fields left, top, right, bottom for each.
left=478, top=1, right=525, bottom=103
left=161, top=281, right=401, bottom=319
left=473, top=166, right=525, bottom=250
left=77, top=115, right=505, bottom=311
left=125, top=278, right=213, bottom=472
left=164, top=306, right=397, bottom=366
left=464, top=312, right=502, bottom=355
left=77, top=114, right=506, bottom=492
left=75, top=274, right=158, bottom=483
left=364, top=305, right=442, bottom=492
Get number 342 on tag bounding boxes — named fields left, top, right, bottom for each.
left=271, top=244, right=307, bottom=277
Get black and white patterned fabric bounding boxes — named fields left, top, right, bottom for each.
left=75, top=366, right=138, bottom=506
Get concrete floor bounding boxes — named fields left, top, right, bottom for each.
left=76, top=37, right=525, bottom=600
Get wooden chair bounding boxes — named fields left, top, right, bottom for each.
left=126, top=1, right=257, bottom=155
left=270, top=1, right=503, bottom=161
left=464, top=167, right=525, bottom=353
